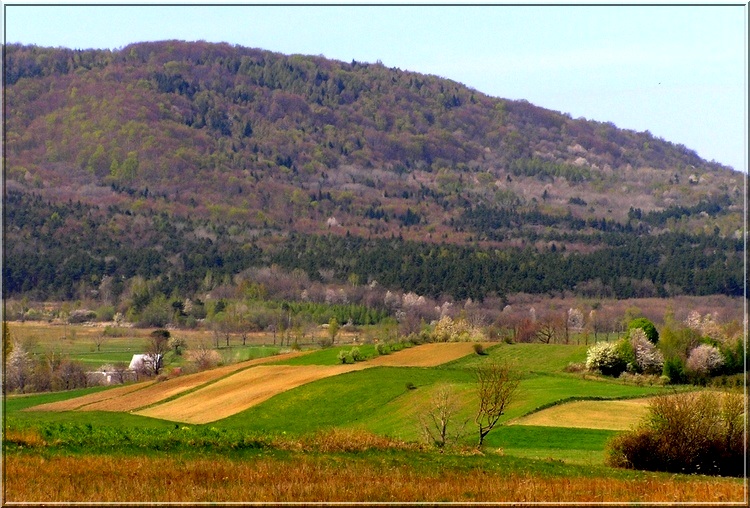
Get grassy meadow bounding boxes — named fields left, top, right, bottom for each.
left=3, top=323, right=746, bottom=504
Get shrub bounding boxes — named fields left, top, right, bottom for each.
left=350, top=347, right=363, bottom=362
left=606, top=391, right=746, bottom=476
left=585, top=341, right=626, bottom=377
left=719, top=338, right=746, bottom=375
left=68, top=309, right=97, bottom=324
left=616, top=338, right=637, bottom=372
left=185, top=346, right=221, bottom=371
left=337, top=350, right=353, bottom=364
left=375, top=342, right=390, bottom=355
left=563, top=362, right=586, bottom=373
left=473, top=343, right=487, bottom=356
left=405, top=381, right=417, bottom=390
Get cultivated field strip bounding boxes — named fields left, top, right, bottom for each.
left=24, top=382, right=155, bottom=412
left=26, top=351, right=306, bottom=413
left=367, top=342, right=488, bottom=367
left=134, top=363, right=370, bottom=423
left=511, top=398, right=651, bottom=430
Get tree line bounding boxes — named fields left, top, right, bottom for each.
left=5, top=190, right=743, bottom=304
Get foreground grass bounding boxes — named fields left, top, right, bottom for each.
left=4, top=449, right=744, bottom=504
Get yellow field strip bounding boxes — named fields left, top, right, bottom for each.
left=510, top=398, right=652, bottom=431
left=134, top=363, right=370, bottom=424
left=367, top=342, right=490, bottom=367
left=26, top=351, right=306, bottom=413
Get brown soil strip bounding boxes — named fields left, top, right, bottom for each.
left=511, top=398, right=652, bottom=431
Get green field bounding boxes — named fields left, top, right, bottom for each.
left=6, top=342, right=669, bottom=459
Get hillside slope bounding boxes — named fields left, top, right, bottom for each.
left=3, top=41, right=745, bottom=302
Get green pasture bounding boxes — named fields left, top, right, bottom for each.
left=488, top=426, right=618, bottom=465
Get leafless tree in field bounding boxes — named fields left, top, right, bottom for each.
left=474, top=360, right=521, bottom=448
left=419, top=384, right=468, bottom=452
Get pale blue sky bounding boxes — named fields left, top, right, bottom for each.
left=3, top=2, right=747, bottom=173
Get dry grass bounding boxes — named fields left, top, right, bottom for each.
left=512, top=398, right=652, bottom=431
left=4, top=453, right=744, bottom=504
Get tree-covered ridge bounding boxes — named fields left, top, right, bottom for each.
left=3, top=41, right=745, bottom=305
left=5, top=42, right=741, bottom=229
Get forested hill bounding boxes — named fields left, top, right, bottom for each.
left=3, top=41, right=745, bottom=302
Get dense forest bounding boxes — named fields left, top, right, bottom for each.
left=3, top=41, right=746, bottom=307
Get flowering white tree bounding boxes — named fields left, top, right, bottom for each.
left=685, top=311, right=725, bottom=343
left=567, top=308, right=584, bottom=333
left=586, top=342, right=626, bottom=376
left=685, top=344, right=724, bottom=374
left=630, top=329, right=664, bottom=374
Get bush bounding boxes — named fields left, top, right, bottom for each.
left=606, top=391, right=746, bottom=476
left=473, top=343, right=487, bottom=356
left=375, top=342, right=390, bottom=355
left=563, top=362, right=586, bottom=373
left=350, top=347, right=363, bottom=362
left=68, top=309, right=97, bottom=324
left=586, top=341, right=626, bottom=377
left=337, top=350, right=353, bottom=364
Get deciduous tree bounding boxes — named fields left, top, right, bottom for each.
left=419, top=384, right=468, bottom=451
left=474, top=360, right=520, bottom=448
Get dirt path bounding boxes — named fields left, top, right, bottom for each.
left=25, top=382, right=156, bottom=412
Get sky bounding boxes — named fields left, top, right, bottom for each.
left=2, top=2, right=748, bottom=173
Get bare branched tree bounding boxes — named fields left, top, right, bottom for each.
left=474, top=360, right=521, bottom=448
left=92, top=333, right=106, bottom=352
left=419, top=384, right=468, bottom=452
